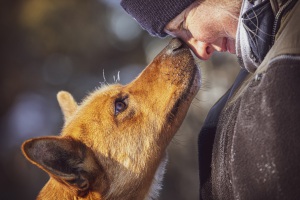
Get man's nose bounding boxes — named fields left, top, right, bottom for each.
left=188, top=40, right=214, bottom=60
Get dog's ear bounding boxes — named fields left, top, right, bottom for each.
left=22, top=136, right=103, bottom=196
left=57, top=91, right=78, bottom=121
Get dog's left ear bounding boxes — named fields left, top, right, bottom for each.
left=22, top=136, right=104, bottom=197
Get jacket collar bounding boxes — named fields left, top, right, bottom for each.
left=236, top=0, right=274, bottom=73
left=236, top=0, right=296, bottom=73
left=270, top=0, right=289, bottom=13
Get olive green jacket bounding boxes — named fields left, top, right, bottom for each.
left=201, top=0, right=300, bottom=199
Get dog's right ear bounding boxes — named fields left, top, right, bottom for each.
left=57, top=91, right=78, bottom=121
left=22, top=136, right=106, bottom=197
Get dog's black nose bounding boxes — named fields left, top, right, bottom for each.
left=169, top=38, right=184, bottom=50
left=166, top=38, right=187, bottom=55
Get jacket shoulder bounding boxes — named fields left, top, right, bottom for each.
left=261, top=0, right=300, bottom=69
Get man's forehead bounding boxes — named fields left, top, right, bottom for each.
left=164, top=2, right=198, bottom=34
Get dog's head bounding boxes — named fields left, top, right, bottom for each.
left=22, top=39, right=200, bottom=199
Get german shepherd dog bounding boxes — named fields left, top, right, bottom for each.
left=22, top=38, right=200, bottom=200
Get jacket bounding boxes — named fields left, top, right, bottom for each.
left=198, top=0, right=300, bottom=199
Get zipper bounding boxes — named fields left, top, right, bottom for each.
left=271, top=0, right=294, bottom=45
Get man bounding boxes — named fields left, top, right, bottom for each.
left=121, top=0, right=300, bottom=199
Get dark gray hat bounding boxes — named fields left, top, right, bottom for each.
left=120, top=0, right=195, bottom=38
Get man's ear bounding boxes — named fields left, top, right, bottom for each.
left=57, top=91, right=78, bottom=121
left=22, top=136, right=103, bottom=197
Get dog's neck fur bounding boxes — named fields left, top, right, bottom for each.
left=144, top=155, right=168, bottom=200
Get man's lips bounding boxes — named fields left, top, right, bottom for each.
left=222, top=37, right=235, bottom=54
left=221, top=38, right=228, bottom=52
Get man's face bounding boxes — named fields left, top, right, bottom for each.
left=164, top=2, right=240, bottom=60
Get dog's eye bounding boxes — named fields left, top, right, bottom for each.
left=115, top=99, right=127, bottom=115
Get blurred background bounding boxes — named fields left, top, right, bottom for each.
left=0, top=0, right=240, bottom=199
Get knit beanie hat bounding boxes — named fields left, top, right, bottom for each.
left=120, top=0, right=195, bottom=38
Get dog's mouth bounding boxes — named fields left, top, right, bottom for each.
left=165, top=38, right=201, bottom=99
left=155, top=38, right=201, bottom=126
left=168, top=66, right=200, bottom=122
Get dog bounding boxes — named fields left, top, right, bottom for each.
left=21, top=38, right=201, bottom=200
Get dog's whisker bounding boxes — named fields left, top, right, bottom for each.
left=117, top=71, right=121, bottom=83
left=102, top=69, right=110, bottom=86
left=113, top=71, right=121, bottom=84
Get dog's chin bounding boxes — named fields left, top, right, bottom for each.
left=185, top=62, right=201, bottom=101
left=161, top=64, right=201, bottom=144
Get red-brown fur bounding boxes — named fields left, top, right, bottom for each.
left=22, top=39, right=200, bottom=200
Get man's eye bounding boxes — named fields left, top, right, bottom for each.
left=179, top=22, right=185, bottom=30
left=179, top=16, right=187, bottom=31
left=114, top=100, right=127, bottom=115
